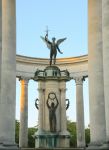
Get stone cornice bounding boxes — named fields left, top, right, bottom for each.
left=16, top=54, right=88, bottom=79
left=16, top=54, right=88, bottom=65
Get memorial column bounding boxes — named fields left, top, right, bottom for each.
left=19, top=77, right=29, bottom=148
left=75, top=77, right=85, bottom=148
left=0, top=0, right=16, bottom=145
left=102, top=0, right=109, bottom=142
left=88, top=0, right=106, bottom=145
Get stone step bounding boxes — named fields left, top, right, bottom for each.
left=20, top=148, right=109, bottom=150
left=21, top=148, right=85, bottom=150
left=0, top=147, right=108, bottom=150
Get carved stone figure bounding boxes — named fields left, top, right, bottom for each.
left=46, top=92, right=59, bottom=132
left=41, top=32, right=66, bottom=65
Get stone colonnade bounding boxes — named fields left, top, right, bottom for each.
left=0, top=0, right=109, bottom=149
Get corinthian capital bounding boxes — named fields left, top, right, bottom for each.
left=74, top=76, right=85, bottom=85
left=18, top=76, right=30, bottom=85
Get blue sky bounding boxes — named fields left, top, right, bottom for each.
left=16, top=0, right=89, bottom=127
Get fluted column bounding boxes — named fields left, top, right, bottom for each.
left=0, top=0, right=16, bottom=145
left=19, top=78, right=29, bottom=148
left=88, top=0, right=106, bottom=145
left=60, top=82, right=67, bottom=133
left=102, top=0, right=109, bottom=142
left=75, top=77, right=85, bottom=148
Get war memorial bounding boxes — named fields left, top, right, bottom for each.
left=0, top=0, right=109, bottom=150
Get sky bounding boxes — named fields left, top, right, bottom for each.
left=16, top=0, right=89, bottom=128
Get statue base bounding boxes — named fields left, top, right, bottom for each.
left=34, top=130, right=70, bottom=148
left=34, top=66, right=71, bottom=148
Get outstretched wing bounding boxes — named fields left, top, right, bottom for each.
left=56, top=37, right=67, bottom=46
left=40, top=36, right=51, bottom=50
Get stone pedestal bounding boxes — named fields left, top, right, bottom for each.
left=35, top=131, right=70, bottom=149
left=34, top=66, right=70, bottom=148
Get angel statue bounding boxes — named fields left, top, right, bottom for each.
left=40, top=29, right=67, bottom=65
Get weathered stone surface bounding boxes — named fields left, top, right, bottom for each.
left=0, top=0, right=2, bottom=102
left=19, top=78, right=29, bottom=148
left=88, top=0, right=106, bottom=145
left=75, top=77, right=85, bottom=147
left=0, top=0, right=16, bottom=145
left=102, top=0, right=109, bottom=141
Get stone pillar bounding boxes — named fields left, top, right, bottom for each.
left=88, top=0, right=106, bottom=145
left=59, top=81, right=70, bottom=147
left=37, top=81, right=45, bottom=133
left=19, top=78, right=29, bottom=148
left=0, top=0, right=2, bottom=101
left=102, top=0, right=109, bottom=142
left=60, top=82, right=67, bottom=133
left=75, top=77, right=85, bottom=148
left=0, top=0, right=16, bottom=146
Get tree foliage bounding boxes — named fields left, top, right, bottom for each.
left=15, top=120, right=37, bottom=147
left=28, top=127, right=37, bottom=148
left=67, top=120, right=90, bottom=147
left=67, top=120, right=77, bottom=147
left=85, top=127, right=90, bottom=145
left=15, top=120, right=20, bottom=144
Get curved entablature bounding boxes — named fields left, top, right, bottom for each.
left=16, top=54, right=88, bottom=79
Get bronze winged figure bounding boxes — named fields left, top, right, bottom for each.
left=41, top=33, right=67, bottom=65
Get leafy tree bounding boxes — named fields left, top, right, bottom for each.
left=85, top=127, right=90, bottom=145
left=15, top=120, right=20, bottom=144
left=28, top=127, right=37, bottom=148
left=67, top=120, right=77, bottom=147
left=67, top=120, right=90, bottom=147
left=15, top=120, right=37, bottom=148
